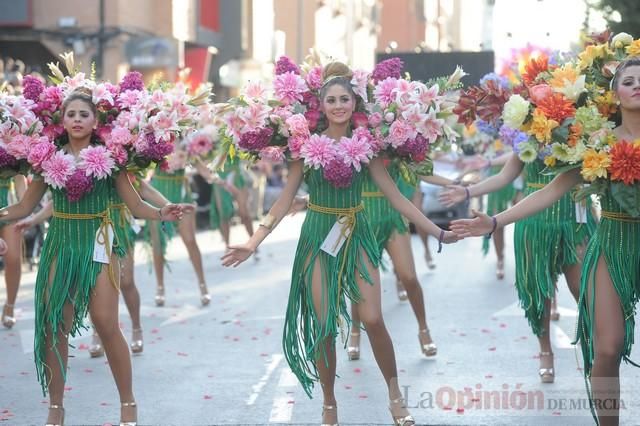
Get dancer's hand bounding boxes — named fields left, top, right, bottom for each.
left=221, top=243, right=255, bottom=267
left=450, top=209, right=494, bottom=238
left=177, top=203, right=196, bottom=215
left=0, top=238, right=7, bottom=255
left=15, top=216, right=34, bottom=232
left=288, top=196, right=308, bottom=216
left=441, top=230, right=462, bottom=244
left=439, top=185, right=467, bottom=207
left=159, top=204, right=184, bottom=221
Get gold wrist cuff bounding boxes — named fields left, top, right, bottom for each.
left=260, top=213, right=277, bottom=230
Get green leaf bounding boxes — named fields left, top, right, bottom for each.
left=411, top=159, right=434, bottom=177
left=398, top=161, right=417, bottom=187
left=610, top=182, right=640, bottom=218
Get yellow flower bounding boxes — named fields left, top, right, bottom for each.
left=544, top=155, right=557, bottom=167
left=578, top=44, right=611, bottom=69
left=494, top=139, right=504, bottom=151
left=581, top=149, right=611, bottom=181
left=464, top=124, right=477, bottom=138
left=625, top=40, right=640, bottom=57
left=549, top=64, right=580, bottom=88
left=528, top=108, right=559, bottom=143
left=594, top=90, right=617, bottom=117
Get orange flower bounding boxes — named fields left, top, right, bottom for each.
left=529, top=108, right=559, bottom=143
left=608, top=140, right=640, bottom=184
left=567, top=122, right=583, bottom=147
left=595, top=91, right=618, bottom=117
left=535, top=92, right=576, bottom=122
left=522, top=55, right=549, bottom=87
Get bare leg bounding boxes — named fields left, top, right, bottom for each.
left=493, top=226, right=505, bottom=279
left=177, top=211, right=210, bottom=305
left=148, top=221, right=166, bottom=305
left=411, top=190, right=434, bottom=269
left=587, top=256, right=625, bottom=426
left=235, top=188, right=255, bottom=238
left=1, top=224, right=22, bottom=327
left=347, top=302, right=361, bottom=360
left=45, top=301, right=74, bottom=425
left=119, top=250, right=141, bottom=330
left=89, top=261, right=137, bottom=424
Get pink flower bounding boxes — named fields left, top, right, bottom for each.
left=27, top=137, right=56, bottom=172
left=387, top=119, right=417, bottom=148
left=95, top=125, right=113, bottom=142
left=78, top=145, right=115, bottom=179
left=275, top=56, right=301, bottom=75
left=259, top=146, right=286, bottom=163
left=285, top=114, right=310, bottom=137
left=42, top=150, right=76, bottom=189
left=372, top=58, right=403, bottom=83
left=93, top=82, right=118, bottom=107
left=529, top=84, right=554, bottom=105
left=323, top=158, right=353, bottom=188
left=302, top=91, right=320, bottom=110
left=299, top=134, right=337, bottom=168
left=350, top=69, right=371, bottom=102
left=243, top=81, right=267, bottom=100
left=273, top=72, right=308, bottom=105
left=337, top=135, right=373, bottom=172
left=304, top=109, right=322, bottom=132
left=5, top=134, right=33, bottom=160
left=42, top=124, right=64, bottom=140
left=410, top=83, right=439, bottom=106
left=418, top=111, right=444, bottom=144
left=117, top=90, right=144, bottom=110
left=374, top=77, right=399, bottom=109
left=368, top=112, right=383, bottom=128
left=187, top=133, right=214, bottom=157
left=109, top=145, right=129, bottom=167
left=65, top=169, right=94, bottom=202
left=107, top=126, right=133, bottom=147
left=351, top=112, right=369, bottom=129
left=305, top=66, right=323, bottom=90
left=239, top=102, right=270, bottom=132
left=401, top=104, right=428, bottom=126
left=384, top=112, right=395, bottom=123
left=287, top=135, right=308, bottom=159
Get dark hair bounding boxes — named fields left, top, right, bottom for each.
left=610, top=57, right=640, bottom=92
left=319, top=61, right=355, bottom=101
left=61, top=88, right=97, bottom=115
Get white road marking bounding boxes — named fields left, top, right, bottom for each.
left=269, top=368, right=298, bottom=422
left=246, top=353, right=283, bottom=406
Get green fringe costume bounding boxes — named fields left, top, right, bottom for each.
left=210, top=158, right=242, bottom=230
left=483, top=165, right=519, bottom=255
left=146, top=168, right=191, bottom=255
left=576, top=191, right=640, bottom=421
left=110, top=191, right=137, bottom=255
left=34, top=177, right=126, bottom=394
left=0, top=178, right=11, bottom=228
left=513, top=160, right=595, bottom=336
left=361, top=166, right=408, bottom=257
left=284, top=168, right=380, bottom=397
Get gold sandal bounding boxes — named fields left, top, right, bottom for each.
left=199, top=282, right=211, bottom=306
left=120, top=401, right=137, bottom=426
left=321, top=404, right=338, bottom=426
left=45, top=404, right=64, bottom=426
left=155, top=285, right=165, bottom=307
left=418, top=329, right=437, bottom=357
left=539, top=351, right=555, bottom=383
left=130, top=328, right=143, bottom=354
left=347, top=331, right=360, bottom=361
left=88, top=332, right=105, bottom=358
left=2, top=303, right=16, bottom=329
left=389, top=397, right=415, bottom=426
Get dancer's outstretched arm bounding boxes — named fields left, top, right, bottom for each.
left=450, top=168, right=581, bottom=238
left=439, top=153, right=523, bottom=207
left=0, top=179, right=46, bottom=221
left=222, top=160, right=304, bottom=267
left=369, top=157, right=459, bottom=243
left=15, top=200, right=53, bottom=231
left=115, top=173, right=184, bottom=221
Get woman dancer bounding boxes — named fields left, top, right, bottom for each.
left=222, top=62, right=459, bottom=425
left=147, top=166, right=210, bottom=307
left=440, top=150, right=595, bottom=383
left=0, top=90, right=185, bottom=425
left=451, top=57, right=640, bottom=426
left=0, top=175, right=26, bottom=328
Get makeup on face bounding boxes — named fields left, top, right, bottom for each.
left=63, top=99, right=97, bottom=139
left=322, top=85, right=355, bottom=125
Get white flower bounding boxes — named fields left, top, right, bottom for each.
left=502, top=95, right=530, bottom=129
left=553, top=74, right=586, bottom=101
left=612, top=32, right=633, bottom=48
left=446, top=66, right=468, bottom=87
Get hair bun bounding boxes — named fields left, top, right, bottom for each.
left=322, top=62, right=353, bottom=81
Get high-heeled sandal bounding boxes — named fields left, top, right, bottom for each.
left=425, top=253, right=436, bottom=270
left=45, top=404, right=64, bottom=426
left=2, top=303, right=16, bottom=329
left=321, top=404, right=338, bottom=426
left=347, top=331, right=360, bottom=361
left=155, top=285, right=165, bottom=307
left=539, top=351, right=555, bottom=383
left=199, top=282, right=211, bottom=306
left=389, top=397, right=415, bottom=426
left=496, top=258, right=505, bottom=280
left=88, top=332, right=105, bottom=358
left=418, top=328, right=437, bottom=357
left=130, top=328, right=143, bottom=354
left=120, top=401, right=137, bottom=426
left=396, top=280, right=408, bottom=301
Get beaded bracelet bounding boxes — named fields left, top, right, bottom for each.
left=486, top=216, right=498, bottom=239
left=437, top=229, right=445, bottom=253
left=464, top=187, right=470, bottom=201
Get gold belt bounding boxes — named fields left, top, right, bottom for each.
left=601, top=210, right=640, bottom=223
left=526, top=182, right=546, bottom=189
left=0, top=183, right=11, bottom=188
left=109, top=203, right=134, bottom=228
left=362, top=191, right=384, bottom=198
left=52, top=209, right=119, bottom=289
left=307, top=201, right=364, bottom=342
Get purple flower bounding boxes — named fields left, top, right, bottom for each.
left=499, top=125, right=528, bottom=148
left=65, top=169, right=94, bottom=202
left=395, top=134, right=428, bottom=162
left=480, top=73, right=510, bottom=90
left=238, top=127, right=274, bottom=152
left=372, top=58, right=403, bottom=83
left=22, top=75, right=45, bottom=102
left=0, top=147, right=18, bottom=169
left=120, top=71, right=145, bottom=92
left=275, top=56, right=301, bottom=75
left=140, top=132, right=174, bottom=161
left=475, top=119, right=501, bottom=137
left=323, top=158, right=353, bottom=188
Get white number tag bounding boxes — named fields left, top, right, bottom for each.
left=93, top=223, right=115, bottom=264
left=320, top=217, right=353, bottom=257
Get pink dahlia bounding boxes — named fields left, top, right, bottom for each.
left=65, top=169, right=94, bottom=202
left=372, top=58, right=404, bottom=83
left=36, top=86, right=63, bottom=114
left=27, top=137, right=56, bottom=172
left=273, top=72, right=307, bottom=105
left=5, top=134, right=33, bottom=160
left=287, top=135, right=308, bottom=159
left=275, top=56, right=301, bottom=75
left=187, top=133, right=214, bottom=157
left=323, top=158, right=353, bottom=188
left=22, top=75, right=45, bottom=102
left=42, top=150, right=75, bottom=189
left=120, top=71, right=145, bottom=92
left=337, top=135, right=373, bottom=172
left=300, top=134, right=337, bottom=169
left=79, top=145, right=115, bottom=179
left=305, top=66, right=323, bottom=90
left=285, top=113, right=310, bottom=138
left=387, top=119, right=417, bottom=148
left=373, top=77, right=399, bottom=109
left=259, top=146, right=286, bottom=163
left=107, top=125, right=134, bottom=147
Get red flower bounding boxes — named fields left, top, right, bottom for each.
left=608, top=141, right=640, bottom=185
left=536, top=93, right=576, bottom=122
